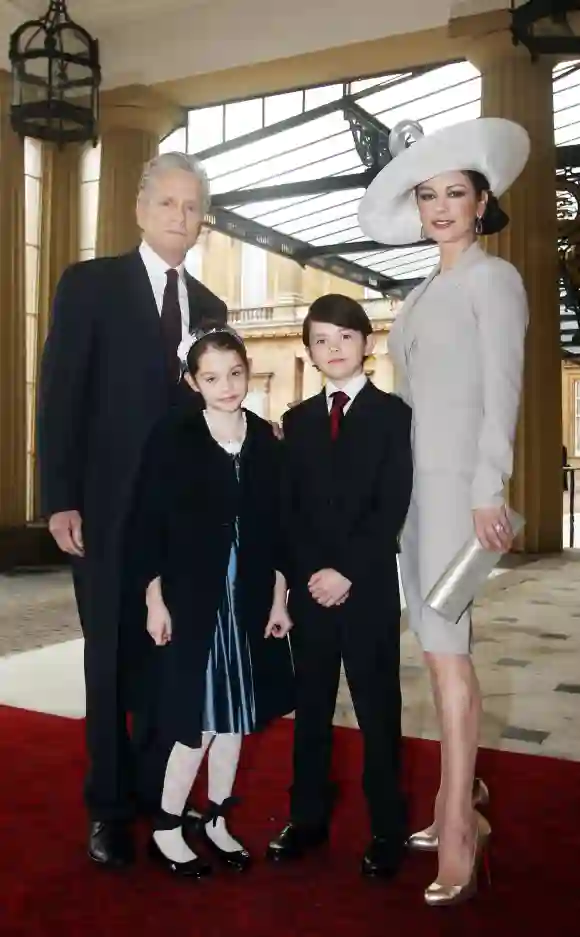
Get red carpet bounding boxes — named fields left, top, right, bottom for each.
left=1, top=705, right=580, bottom=937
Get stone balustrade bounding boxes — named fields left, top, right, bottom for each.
left=228, top=296, right=401, bottom=329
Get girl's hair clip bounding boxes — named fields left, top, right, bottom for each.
left=176, top=325, right=244, bottom=367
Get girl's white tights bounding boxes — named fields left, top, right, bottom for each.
left=153, top=732, right=243, bottom=863
left=205, top=732, right=243, bottom=853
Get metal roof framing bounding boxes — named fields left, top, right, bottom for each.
left=165, top=58, right=580, bottom=350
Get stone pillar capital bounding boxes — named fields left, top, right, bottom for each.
left=99, top=85, right=185, bottom=139
left=467, top=30, right=557, bottom=74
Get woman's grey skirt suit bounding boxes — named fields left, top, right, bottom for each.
left=388, top=243, right=528, bottom=654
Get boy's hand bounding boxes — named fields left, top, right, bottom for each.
left=308, top=569, right=351, bottom=607
left=146, top=601, right=172, bottom=646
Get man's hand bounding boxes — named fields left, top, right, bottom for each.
left=48, top=510, right=84, bottom=556
left=308, top=569, right=351, bottom=607
left=270, top=421, right=283, bottom=440
left=473, top=505, right=513, bottom=553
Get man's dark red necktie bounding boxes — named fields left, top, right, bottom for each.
left=329, top=390, right=350, bottom=441
left=160, top=268, right=182, bottom=379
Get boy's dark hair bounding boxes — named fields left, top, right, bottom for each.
left=302, top=294, right=373, bottom=347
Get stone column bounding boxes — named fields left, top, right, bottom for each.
left=303, top=355, right=323, bottom=399
left=39, top=144, right=82, bottom=298
left=268, top=254, right=304, bottom=306
left=469, top=38, right=562, bottom=553
left=31, top=143, right=82, bottom=517
left=96, top=86, right=184, bottom=257
left=0, top=72, right=27, bottom=528
left=203, top=230, right=241, bottom=307
left=373, top=350, right=395, bottom=393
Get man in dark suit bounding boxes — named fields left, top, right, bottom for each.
left=266, top=295, right=413, bottom=879
left=37, top=152, right=226, bottom=868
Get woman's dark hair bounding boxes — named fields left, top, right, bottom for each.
left=302, top=294, right=373, bottom=347
left=185, top=319, right=249, bottom=377
left=462, top=170, right=509, bottom=236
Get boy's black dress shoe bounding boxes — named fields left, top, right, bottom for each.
left=147, top=838, right=212, bottom=879
left=88, top=821, right=135, bottom=868
left=265, top=822, right=329, bottom=861
left=361, top=837, right=404, bottom=879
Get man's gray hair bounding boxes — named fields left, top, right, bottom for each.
left=138, top=151, right=211, bottom=214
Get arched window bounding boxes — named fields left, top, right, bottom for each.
left=79, top=141, right=101, bottom=261
left=24, top=138, right=42, bottom=520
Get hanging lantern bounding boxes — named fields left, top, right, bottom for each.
left=9, top=0, right=101, bottom=145
left=511, top=1, right=580, bottom=61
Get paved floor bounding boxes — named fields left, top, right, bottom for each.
left=0, top=567, right=79, bottom=656
left=1, top=554, right=579, bottom=761
left=401, top=553, right=580, bottom=762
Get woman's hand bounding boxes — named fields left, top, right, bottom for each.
left=473, top=504, right=514, bottom=553
left=147, top=601, right=172, bottom=645
left=265, top=603, right=293, bottom=639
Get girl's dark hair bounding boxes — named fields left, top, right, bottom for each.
left=302, top=294, right=373, bottom=347
left=462, top=170, right=509, bottom=236
left=185, top=320, right=249, bottom=377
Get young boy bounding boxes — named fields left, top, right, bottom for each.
left=266, top=294, right=413, bottom=878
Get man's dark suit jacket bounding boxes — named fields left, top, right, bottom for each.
left=37, top=247, right=227, bottom=646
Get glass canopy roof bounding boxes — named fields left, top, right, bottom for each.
left=160, top=58, right=580, bottom=303
left=554, top=59, right=580, bottom=146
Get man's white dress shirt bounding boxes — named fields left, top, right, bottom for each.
left=139, top=240, right=190, bottom=340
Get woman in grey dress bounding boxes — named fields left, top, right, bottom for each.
left=358, top=118, right=530, bottom=905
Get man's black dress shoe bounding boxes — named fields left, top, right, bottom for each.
left=147, top=838, right=212, bottom=879
left=266, top=822, right=329, bottom=861
left=88, top=821, right=135, bottom=868
left=361, top=837, right=404, bottom=879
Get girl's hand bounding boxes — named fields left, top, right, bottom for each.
left=265, top=604, right=293, bottom=639
left=473, top=504, right=513, bottom=553
left=147, top=600, right=172, bottom=645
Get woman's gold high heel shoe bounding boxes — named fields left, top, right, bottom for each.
left=423, top=811, right=491, bottom=907
left=407, top=778, right=489, bottom=852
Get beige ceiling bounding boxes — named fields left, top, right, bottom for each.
left=73, top=0, right=212, bottom=30
left=0, top=0, right=510, bottom=93
left=2, top=0, right=209, bottom=30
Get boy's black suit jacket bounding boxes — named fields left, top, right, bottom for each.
left=282, top=380, right=413, bottom=619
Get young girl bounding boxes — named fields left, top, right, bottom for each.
left=132, top=323, right=294, bottom=878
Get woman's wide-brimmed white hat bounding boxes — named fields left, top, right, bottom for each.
left=357, top=117, right=530, bottom=246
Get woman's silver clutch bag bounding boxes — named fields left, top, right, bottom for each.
left=424, top=509, right=525, bottom=623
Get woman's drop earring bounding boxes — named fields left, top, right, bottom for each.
left=420, top=225, right=425, bottom=240
left=475, top=215, right=483, bottom=236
